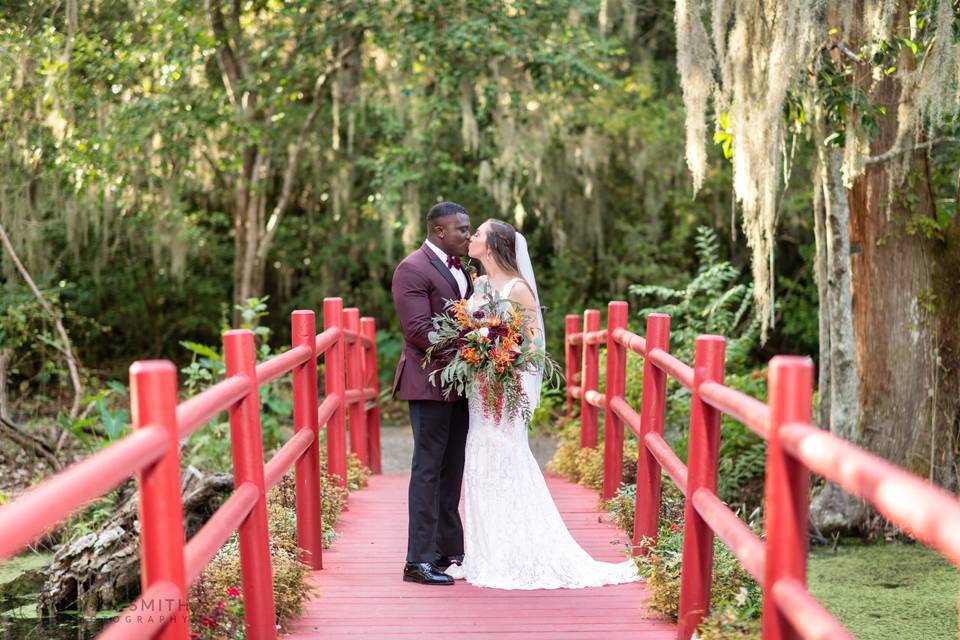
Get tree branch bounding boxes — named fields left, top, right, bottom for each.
left=0, top=414, right=62, bottom=470
left=205, top=0, right=245, bottom=108
left=255, top=49, right=354, bottom=264
left=865, top=137, right=960, bottom=165
left=830, top=40, right=865, bottom=65
left=0, top=223, right=83, bottom=418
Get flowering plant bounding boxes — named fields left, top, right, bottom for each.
left=423, top=287, right=561, bottom=424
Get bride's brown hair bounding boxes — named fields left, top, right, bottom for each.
left=484, top=219, right=521, bottom=276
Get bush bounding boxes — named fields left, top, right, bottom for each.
left=186, top=449, right=367, bottom=638
left=628, top=227, right=769, bottom=515
left=633, top=486, right=761, bottom=623
left=606, top=483, right=636, bottom=537
left=546, top=418, right=582, bottom=482
left=693, top=608, right=761, bottom=640
left=187, top=477, right=315, bottom=639
left=346, top=452, right=370, bottom=492
left=576, top=446, right=604, bottom=491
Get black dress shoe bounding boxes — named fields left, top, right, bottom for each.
left=433, top=554, right=464, bottom=571
left=403, top=562, right=454, bottom=585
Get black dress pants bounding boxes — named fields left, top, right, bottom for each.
left=406, top=398, right=469, bottom=563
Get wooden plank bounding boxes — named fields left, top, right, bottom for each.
left=281, top=474, right=676, bottom=639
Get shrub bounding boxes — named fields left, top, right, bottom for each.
left=187, top=476, right=315, bottom=639
left=546, top=418, right=582, bottom=482
left=628, top=227, right=769, bottom=515
left=693, top=608, right=761, bottom=640
left=576, top=446, right=604, bottom=491
left=548, top=417, right=640, bottom=492
left=633, top=482, right=761, bottom=623
left=318, top=463, right=349, bottom=549
left=346, top=452, right=370, bottom=492
left=606, top=483, right=636, bottom=537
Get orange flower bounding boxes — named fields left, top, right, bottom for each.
left=488, top=316, right=502, bottom=328
left=453, top=299, right=472, bottom=327
left=509, top=308, right=524, bottom=331
left=461, top=347, right=481, bottom=365
left=490, top=347, right=514, bottom=373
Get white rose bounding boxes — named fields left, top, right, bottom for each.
left=479, top=327, right=490, bottom=338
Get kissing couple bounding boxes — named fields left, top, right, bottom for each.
left=391, top=201, right=639, bottom=589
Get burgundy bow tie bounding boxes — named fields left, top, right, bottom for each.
left=446, top=255, right=462, bottom=271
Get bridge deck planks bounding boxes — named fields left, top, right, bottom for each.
left=283, top=473, right=676, bottom=640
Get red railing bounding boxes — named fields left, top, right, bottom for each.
left=0, top=297, right=382, bottom=640
left=566, top=301, right=960, bottom=640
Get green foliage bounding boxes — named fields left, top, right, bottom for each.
left=179, top=299, right=294, bottom=472
left=575, top=446, right=605, bottom=492
left=346, top=453, right=370, bottom=493
left=634, top=491, right=761, bottom=623
left=187, top=477, right=315, bottom=639
left=605, top=483, right=636, bottom=538
left=695, top=609, right=761, bottom=640
left=628, top=227, right=768, bottom=512
left=546, top=418, right=583, bottom=481
left=0, top=286, right=105, bottom=400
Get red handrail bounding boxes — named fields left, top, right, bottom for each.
left=0, top=297, right=383, bottom=640
left=564, top=300, right=960, bottom=640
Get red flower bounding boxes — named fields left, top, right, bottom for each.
left=200, top=616, right=218, bottom=629
left=670, top=523, right=681, bottom=533
left=218, top=601, right=226, bottom=611
left=227, top=586, right=241, bottom=598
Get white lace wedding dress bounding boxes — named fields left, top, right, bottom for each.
left=446, top=277, right=639, bottom=589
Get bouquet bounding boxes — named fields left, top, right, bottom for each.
left=423, top=288, right=561, bottom=424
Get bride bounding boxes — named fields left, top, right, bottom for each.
left=446, top=218, right=639, bottom=589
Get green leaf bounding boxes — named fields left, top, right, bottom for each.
left=180, top=340, right=222, bottom=361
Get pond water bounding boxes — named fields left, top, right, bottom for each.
left=1, top=553, right=111, bottom=639
left=1, top=599, right=111, bottom=640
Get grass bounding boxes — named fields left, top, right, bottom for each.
left=808, top=542, right=958, bottom=640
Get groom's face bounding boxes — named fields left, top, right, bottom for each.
left=435, top=213, right=472, bottom=257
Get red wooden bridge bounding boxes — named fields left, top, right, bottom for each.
left=1, top=297, right=959, bottom=640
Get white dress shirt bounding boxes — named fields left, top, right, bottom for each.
left=425, top=239, right=468, bottom=298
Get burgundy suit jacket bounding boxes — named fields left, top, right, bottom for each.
left=391, top=243, right=474, bottom=401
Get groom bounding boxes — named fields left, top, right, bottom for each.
left=392, top=201, right=473, bottom=586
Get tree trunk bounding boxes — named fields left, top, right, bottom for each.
left=846, top=38, right=960, bottom=493
left=847, top=153, right=955, bottom=485
left=810, top=106, right=866, bottom=532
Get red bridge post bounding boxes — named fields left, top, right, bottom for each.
left=565, top=314, right=582, bottom=418
left=362, top=316, right=382, bottom=474
left=324, top=297, right=348, bottom=487
left=343, top=307, right=369, bottom=468
left=224, top=330, right=277, bottom=640
left=130, top=361, right=189, bottom=640
left=603, top=302, right=629, bottom=501
left=633, top=313, right=671, bottom=551
left=677, top=335, right=726, bottom=640
left=580, top=309, right=601, bottom=449
left=291, top=310, right=323, bottom=569
left=763, top=356, right=814, bottom=640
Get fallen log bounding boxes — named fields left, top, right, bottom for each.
left=38, top=467, right=234, bottom=616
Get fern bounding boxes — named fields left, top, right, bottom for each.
left=627, top=226, right=767, bottom=512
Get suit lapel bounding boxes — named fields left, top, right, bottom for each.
left=429, top=256, right=462, bottom=300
